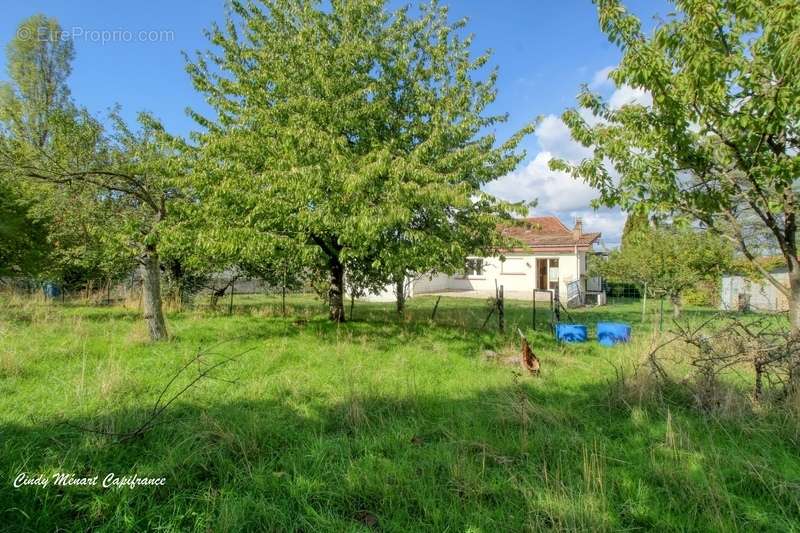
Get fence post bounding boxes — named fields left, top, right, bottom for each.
left=532, top=289, right=536, bottom=331
left=642, top=282, right=648, bottom=323
left=431, top=295, right=442, bottom=321
left=498, top=285, right=505, bottom=333
left=282, top=265, right=288, bottom=317
left=229, top=278, right=235, bottom=316
left=553, top=291, right=560, bottom=322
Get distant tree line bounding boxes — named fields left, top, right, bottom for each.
left=592, top=210, right=732, bottom=317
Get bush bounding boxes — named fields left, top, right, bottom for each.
left=618, top=314, right=800, bottom=418
left=682, top=281, right=719, bottom=307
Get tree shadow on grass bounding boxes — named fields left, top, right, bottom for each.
left=1, top=380, right=798, bottom=532
left=156, top=300, right=618, bottom=364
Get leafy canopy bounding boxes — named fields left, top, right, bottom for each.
left=0, top=14, right=74, bottom=148
left=552, top=0, right=800, bottom=303
left=185, top=0, right=533, bottom=289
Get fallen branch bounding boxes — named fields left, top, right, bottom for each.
left=65, top=339, right=254, bottom=442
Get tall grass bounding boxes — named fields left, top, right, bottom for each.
left=0, top=294, right=797, bottom=531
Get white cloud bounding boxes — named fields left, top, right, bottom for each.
left=484, top=153, right=628, bottom=246
left=484, top=65, right=648, bottom=244
left=536, top=115, right=593, bottom=161
left=569, top=208, right=627, bottom=247
left=590, top=65, right=615, bottom=89
left=609, top=85, right=652, bottom=109
left=484, top=151, right=598, bottom=211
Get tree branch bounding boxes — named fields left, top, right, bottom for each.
left=721, top=208, right=790, bottom=298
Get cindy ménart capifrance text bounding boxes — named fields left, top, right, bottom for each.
left=13, top=472, right=166, bottom=489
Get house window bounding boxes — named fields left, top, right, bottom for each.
left=548, top=258, right=559, bottom=281
left=465, top=258, right=484, bottom=277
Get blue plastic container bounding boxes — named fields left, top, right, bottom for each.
left=555, top=324, right=588, bottom=343
left=597, top=322, right=631, bottom=346
left=42, top=282, right=60, bottom=299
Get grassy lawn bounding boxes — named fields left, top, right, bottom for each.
left=1, top=294, right=798, bottom=531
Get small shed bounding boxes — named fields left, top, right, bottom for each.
left=720, top=266, right=789, bottom=312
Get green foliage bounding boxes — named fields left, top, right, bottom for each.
left=0, top=14, right=74, bottom=147
left=620, top=209, right=649, bottom=247
left=1, top=103, right=181, bottom=283
left=0, top=176, right=49, bottom=277
left=40, top=185, right=138, bottom=288
left=552, top=0, right=800, bottom=318
left=730, top=255, right=787, bottom=280
left=0, top=15, right=187, bottom=339
left=593, top=224, right=732, bottom=304
left=237, top=247, right=308, bottom=293
left=682, top=280, right=719, bottom=307
left=0, top=16, right=140, bottom=287
left=185, top=0, right=533, bottom=318
left=0, top=15, right=75, bottom=280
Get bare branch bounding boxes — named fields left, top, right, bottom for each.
left=65, top=339, right=255, bottom=442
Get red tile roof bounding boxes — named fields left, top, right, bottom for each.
left=500, top=216, right=600, bottom=252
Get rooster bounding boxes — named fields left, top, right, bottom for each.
left=517, top=328, right=540, bottom=376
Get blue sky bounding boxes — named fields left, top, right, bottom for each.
left=0, top=0, right=668, bottom=246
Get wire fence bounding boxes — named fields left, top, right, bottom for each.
left=2, top=274, right=745, bottom=337
left=604, top=282, right=644, bottom=303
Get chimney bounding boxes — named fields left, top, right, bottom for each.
left=573, top=218, right=583, bottom=240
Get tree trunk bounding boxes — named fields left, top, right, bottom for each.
left=328, top=258, right=345, bottom=322
left=790, top=273, right=800, bottom=336
left=395, top=278, right=405, bottom=315
left=210, top=286, right=228, bottom=309
left=141, top=247, right=168, bottom=341
left=671, top=293, right=681, bottom=318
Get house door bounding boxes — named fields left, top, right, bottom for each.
left=536, top=258, right=560, bottom=294
left=536, top=259, right=548, bottom=290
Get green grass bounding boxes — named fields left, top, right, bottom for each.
left=1, top=294, right=798, bottom=531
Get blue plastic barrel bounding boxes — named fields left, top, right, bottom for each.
left=597, top=322, right=631, bottom=346
left=555, top=324, right=588, bottom=343
left=42, top=282, right=60, bottom=299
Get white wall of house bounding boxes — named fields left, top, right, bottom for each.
left=413, top=251, right=589, bottom=298
left=358, top=250, right=592, bottom=302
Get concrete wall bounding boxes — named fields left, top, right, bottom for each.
left=411, top=273, right=450, bottom=294
left=359, top=284, right=397, bottom=302
left=720, top=272, right=789, bottom=312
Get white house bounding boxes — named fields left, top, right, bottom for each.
left=364, top=216, right=603, bottom=304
